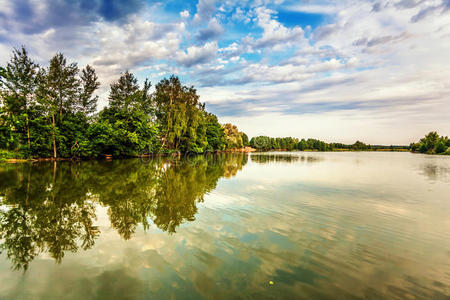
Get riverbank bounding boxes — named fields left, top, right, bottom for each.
left=3, top=147, right=450, bottom=164
left=0, top=147, right=258, bottom=163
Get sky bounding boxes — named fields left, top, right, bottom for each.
left=0, top=0, right=449, bottom=144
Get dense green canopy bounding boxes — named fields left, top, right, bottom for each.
left=0, top=47, right=246, bottom=159
left=410, top=132, right=450, bottom=155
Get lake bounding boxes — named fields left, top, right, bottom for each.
left=0, top=152, right=449, bottom=299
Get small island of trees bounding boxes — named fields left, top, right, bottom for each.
left=410, top=132, right=450, bottom=155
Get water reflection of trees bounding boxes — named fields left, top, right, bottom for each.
left=419, top=163, right=450, bottom=182
left=0, top=154, right=247, bottom=270
left=250, top=154, right=322, bottom=164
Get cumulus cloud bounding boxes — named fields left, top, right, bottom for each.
left=232, top=7, right=251, bottom=24
left=177, top=42, right=218, bottom=67
left=193, top=0, right=216, bottom=24
left=196, top=18, right=224, bottom=41
left=86, top=18, right=184, bottom=96
left=0, top=0, right=144, bottom=35
left=252, top=6, right=305, bottom=49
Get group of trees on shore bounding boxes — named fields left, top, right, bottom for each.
left=410, top=132, right=450, bottom=155
left=0, top=47, right=248, bottom=159
left=249, top=136, right=299, bottom=151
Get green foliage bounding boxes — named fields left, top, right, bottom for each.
left=204, top=113, right=226, bottom=151
left=0, top=47, right=39, bottom=155
left=153, top=76, right=244, bottom=153
left=154, top=76, right=206, bottom=153
left=0, top=149, right=25, bottom=160
left=242, top=132, right=249, bottom=147
left=351, top=140, right=371, bottom=151
left=223, top=123, right=245, bottom=149
left=411, top=132, right=449, bottom=154
left=250, top=137, right=378, bottom=152
left=298, top=138, right=331, bottom=151
left=0, top=47, right=246, bottom=158
left=250, top=136, right=299, bottom=151
left=78, top=65, right=100, bottom=115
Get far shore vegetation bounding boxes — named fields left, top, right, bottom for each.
left=0, top=47, right=448, bottom=162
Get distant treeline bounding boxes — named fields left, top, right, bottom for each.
left=0, top=47, right=248, bottom=159
left=249, top=136, right=409, bottom=152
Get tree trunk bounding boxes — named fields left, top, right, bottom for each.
left=51, top=112, right=57, bottom=159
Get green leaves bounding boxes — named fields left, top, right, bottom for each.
left=223, top=123, right=245, bottom=149
left=1, top=47, right=243, bottom=158
left=79, top=65, right=100, bottom=115
left=412, top=132, right=449, bottom=154
left=250, top=136, right=300, bottom=151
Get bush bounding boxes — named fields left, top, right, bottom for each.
left=435, top=141, right=447, bottom=154
left=0, top=149, right=26, bottom=160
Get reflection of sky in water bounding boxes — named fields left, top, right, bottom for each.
left=1, top=153, right=450, bottom=299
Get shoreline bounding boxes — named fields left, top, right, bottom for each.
left=2, top=148, right=449, bottom=164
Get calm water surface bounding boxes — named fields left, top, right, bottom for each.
left=0, top=152, right=449, bottom=299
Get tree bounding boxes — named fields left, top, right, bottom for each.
left=351, top=140, right=370, bottom=151
left=154, top=75, right=206, bottom=152
left=36, top=53, right=81, bottom=158
left=241, top=132, right=249, bottom=147
left=435, top=140, right=447, bottom=154
left=204, top=113, right=226, bottom=151
left=0, top=47, right=39, bottom=153
left=298, top=139, right=307, bottom=151
left=97, top=72, right=159, bottom=157
left=223, top=123, right=244, bottom=149
left=411, top=132, right=448, bottom=154
left=108, top=71, right=152, bottom=116
left=78, top=65, right=100, bottom=115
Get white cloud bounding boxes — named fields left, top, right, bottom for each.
left=193, top=0, right=217, bottom=24
left=176, top=42, right=218, bottom=67
left=196, top=18, right=224, bottom=41
left=232, top=7, right=251, bottom=24
left=180, top=10, right=190, bottom=18
left=252, top=6, right=305, bottom=50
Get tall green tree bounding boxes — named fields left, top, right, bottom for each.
left=223, top=123, right=244, bottom=149
left=78, top=65, right=100, bottom=115
left=204, top=113, right=226, bottom=151
left=154, top=75, right=205, bottom=152
left=36, top=53, right=81, bottom=158
left=96, top=71, right=158, bottom=156
left=0, top=47, right=39, bottom=153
